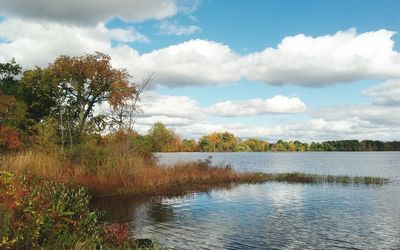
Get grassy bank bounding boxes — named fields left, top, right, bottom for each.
left=0, top=151, right=267, bottom=195
left=1, top=151, right=388, bottom=196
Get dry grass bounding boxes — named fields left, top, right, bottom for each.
left=0, top=151, right=388, bottom=196
left=0, top=151, right=267, bottom=195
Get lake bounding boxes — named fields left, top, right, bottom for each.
left=93, top=152, right=400, bottom=249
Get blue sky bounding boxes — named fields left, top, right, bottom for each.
left=0, top=0, right=400, bottom=141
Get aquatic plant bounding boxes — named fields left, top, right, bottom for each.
left=268, top=172, right=389, bottom=185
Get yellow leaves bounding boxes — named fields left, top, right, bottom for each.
left=0, top=235, right=18, bottom=249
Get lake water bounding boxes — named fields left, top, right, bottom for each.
left=93, top=152, right=400, bottom=249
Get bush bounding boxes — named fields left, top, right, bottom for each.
left=0, top=171, right=138, bottom=249
left=64, top=137, right=111, bottom=169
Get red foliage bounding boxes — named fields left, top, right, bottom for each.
left=0, top=125, right=22, bottom=150
left=103, top=223, right=131, bottom=246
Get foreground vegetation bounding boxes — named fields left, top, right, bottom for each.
left=0, top=171, right=158, bottom=249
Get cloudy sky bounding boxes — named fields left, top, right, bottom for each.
left=1, top=0, right=400, bottom=141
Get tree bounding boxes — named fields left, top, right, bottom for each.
left=20, top=67, right=59, bottom=123
left=239, top=138, right=268, bottom=152
left=147, top=122, right=180, bottom=152
left=198, top=132, right=238, bottom=152
left=0, top=59, right=25, bottom=151
left=0, top=58, right=21, bottom=96
left=50, top=52, right=135, bottom=139
left=180, top=139, right=198, bottom=152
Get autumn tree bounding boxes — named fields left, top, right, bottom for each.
left=239, top=138, right=268, bottom=152
left=199, top=132, right=238, bottom=152
left=49, top=52, right=135, bottom=140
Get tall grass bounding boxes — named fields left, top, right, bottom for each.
left=0, top=151, right=388, bottom=196
left=268, top=172, right=389, bottom=185
left=0, top=151, right=263, bottom=195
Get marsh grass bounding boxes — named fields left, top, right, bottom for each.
left=268, top=172, right=389, bottom=185
left=0, top=151, right=388, bottom=197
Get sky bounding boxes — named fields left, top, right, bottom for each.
left=0, top=0, right=400, bottom=142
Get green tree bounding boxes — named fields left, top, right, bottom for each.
left=0, top=59, right=26, bottom=151
left=180, top=139, right=198, bottom=152
left=20, top=67, right=59, bottom=123
left=0, top=58, right=21, bottom=96
left=147, top=122, right=180, bottom=152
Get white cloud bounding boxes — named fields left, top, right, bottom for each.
left=0, top=0, right=181, bottom=25
left=282, top=117, right=400, bottom=142
left=0, top=18, right=240, bottom=87
left=362, top=79, right=400, bottom=106
left=172, top=122, right=284, bottom=139
left=314, top=105, right=400, bottom=126
left=1, top=20, right=400, bottom=88
left=158, top=20, right=201, bottom=36
left=138, top=92, right=205, bottom=119
left=207, top=95, right=307, bottom=117
left=0, top=18, right=147, bottom=67
left=242, top=29, right=400, bottom=86
left=129, top=39, right=241, bottom=87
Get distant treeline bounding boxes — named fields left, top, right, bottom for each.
left=141, top=122, right=400, bottom=152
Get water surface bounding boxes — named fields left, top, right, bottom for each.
left=93, top=152, right=400, bottom=249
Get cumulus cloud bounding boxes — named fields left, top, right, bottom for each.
left=1, top=18, right=400, bottom=88
left=0, top=0, right=181, bottom=25
left=158, top=20, right=201, bottom=35
left=0, top=18, right=240, bottom=87
left=242, top=29, right=400, bottom=86
left=207, top=95, right=307, bottom=117
left=362, top=79, right=400, bottom=106
left=314, top=105, right=400, bottom=126
left=138, top=92, right=205, bottom=119
left=133, top=39, right=241, bottom=86
left=0, top=18, right=147, bottom=67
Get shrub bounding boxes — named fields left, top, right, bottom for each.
left=0, top=171, right=138, bottom=249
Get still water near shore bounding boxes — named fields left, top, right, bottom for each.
left=93, top=152, right=400, bottom=249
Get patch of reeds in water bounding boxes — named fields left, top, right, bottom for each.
left=266, top=172, right=389, bottom=185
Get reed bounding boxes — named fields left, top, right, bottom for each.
left=268, top=172, right=388, bottom=185
left=0, top=151, right=388, bottom=196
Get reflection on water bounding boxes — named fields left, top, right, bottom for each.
left=92, top=152, right=400, bottom=249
